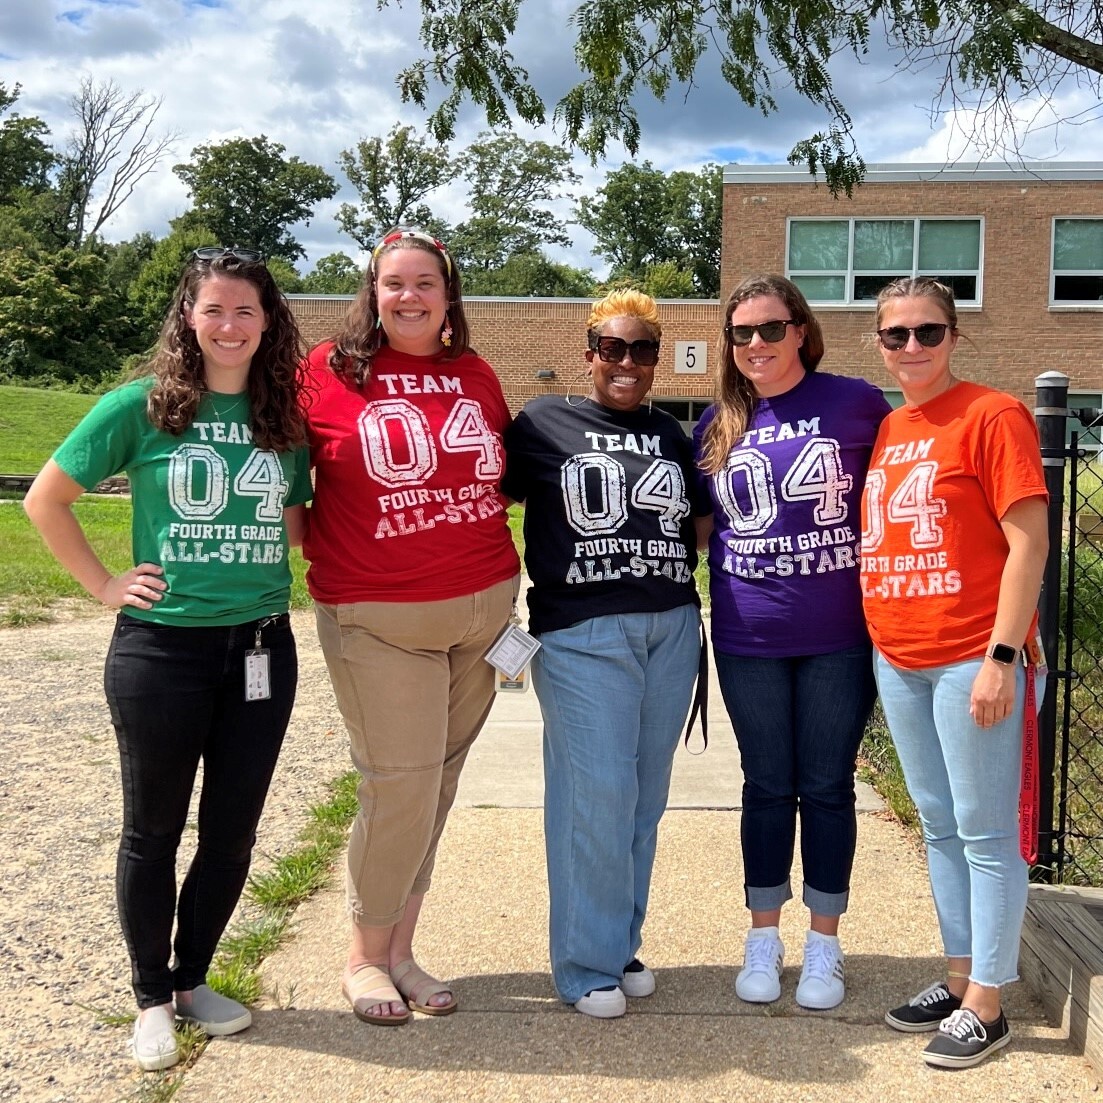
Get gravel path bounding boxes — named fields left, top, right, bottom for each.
left=0, top=609, right=348, bottom=1103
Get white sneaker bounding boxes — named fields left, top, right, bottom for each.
left=735, top=927, right=784, bottom=1003
left=796, top=931, right=845, bottom=1009
left=131, top=1004, right=180, bottom=1072
left=574, top=986, right=626, bottom=1018
left=621, top=959, right=656, bottom=998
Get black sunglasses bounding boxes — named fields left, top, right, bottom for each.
left=192, top=246, right=265, bottom=264
left=726, top=320, right=797, bottom=346
left=876, top=323, right=949, bottom=351
left=589, top=335, right=661, bottom=367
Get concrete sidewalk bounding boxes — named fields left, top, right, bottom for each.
left=173, top=632, right=1100, bottom=1103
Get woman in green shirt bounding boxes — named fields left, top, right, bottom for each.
left=24, top=248, right=312, bottom=1072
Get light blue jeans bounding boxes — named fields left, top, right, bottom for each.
left=532, top=605, right=700, bottom=1004
left=874, top=651, right=1034, bottom=987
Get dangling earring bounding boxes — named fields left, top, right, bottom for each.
left=441, top=314, right=453, bottom=348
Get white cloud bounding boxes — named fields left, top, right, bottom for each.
left=3, top=0, right=1099, bottom=274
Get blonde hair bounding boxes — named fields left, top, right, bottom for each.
left=875, top=276, right=959, bottom=331
left=698, top=274, right=823, bottom=476
left=587, top=288, right=662, bottom=340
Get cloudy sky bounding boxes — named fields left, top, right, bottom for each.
left=2, top=0, right=1099, bottom=276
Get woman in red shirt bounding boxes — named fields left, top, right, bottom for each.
left=302, top=229, right=520, bottom=1025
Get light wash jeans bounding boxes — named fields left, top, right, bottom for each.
left=532, top=605, right=700, bottom=1004
left=874, top=651, right=1035, bottom=987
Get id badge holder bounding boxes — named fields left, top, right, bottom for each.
left=485, top=603, right=540, bottom=693
left=245, top=621, right=272, bottom=702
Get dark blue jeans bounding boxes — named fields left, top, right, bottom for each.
left=104, top=613, right=296, bottom=1008
left=715, top=645, right=876, bottom=917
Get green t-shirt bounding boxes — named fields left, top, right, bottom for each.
left=53, top=378, right=312, bottom=626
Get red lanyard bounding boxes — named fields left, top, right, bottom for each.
left=1019, top=663, right=1039, bottom=865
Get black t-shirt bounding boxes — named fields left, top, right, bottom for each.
left=503, top=394, right=704, bottom=635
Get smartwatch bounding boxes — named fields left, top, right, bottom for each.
left=986, top=643, right=1018, bottom=666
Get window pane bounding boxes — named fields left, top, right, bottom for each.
left=919, top=221, right=980, bottom=269
left=789, top=221, right=847, bottom=270
left=854, top=274, right=909, bottom=300
left=792, top=274, right=846, bottom=300
left=1054, top=274, right=1103, bottom=301
left=933, top=275, right=977, bottom=301
left=854, top=220, right=912, bottom=269
left=1054, top=220, right=1103, bottom=271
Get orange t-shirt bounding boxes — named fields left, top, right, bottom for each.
left=860, top=381, right=1047, bottom=669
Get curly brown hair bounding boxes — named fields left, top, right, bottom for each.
left=698, top=274, right=824, bottom=476
left=143, top=252, right=307, bottom=452
left=328, top=229, right=470, bottom=386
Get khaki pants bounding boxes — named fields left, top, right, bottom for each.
left=315, top=575, right=518, bottom=926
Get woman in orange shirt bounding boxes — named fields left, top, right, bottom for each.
left=860, top=277, right=1048, bottom=1069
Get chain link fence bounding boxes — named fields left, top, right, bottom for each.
left=1054, top=415, right=1103, bottom=884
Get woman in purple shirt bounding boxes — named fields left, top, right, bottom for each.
left=695, top=274, right=889, bottom=1010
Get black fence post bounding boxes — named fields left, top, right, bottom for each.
left=1034, top=370, right=1070, bottom=882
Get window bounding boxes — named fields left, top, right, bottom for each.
left=787, top=218, right=982, bottom=305
left=1052, top=219, right=1103, bottom=305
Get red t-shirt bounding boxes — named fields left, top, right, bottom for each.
left=860, top=381, right=1047, bottom=669
left=301, top=342, right=519, bottom=603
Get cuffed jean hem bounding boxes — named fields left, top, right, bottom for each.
left=746, top=880, right=793, bottom=912
left=803, top=884, right=849, bottom=918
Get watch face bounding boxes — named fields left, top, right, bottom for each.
left=990, top=643, right=1017, bottom=665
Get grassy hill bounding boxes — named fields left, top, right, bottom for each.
left=0, top=385, right=98, bottom=472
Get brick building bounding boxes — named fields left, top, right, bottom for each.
left=289, top=160, right=1103, bottom=422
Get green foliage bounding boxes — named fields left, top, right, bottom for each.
left=301, top=252, right=363, bottom=294
left=385, top=0, right=1103, bottom=196
left=0, top=83, right=54, bottom=205
left=463, top=250, right=596, bottom=296
left=266, top=257, right=304, bottom=294
left=859, top=702, right=919, bottom=832
left=450, top=129, right=581, bottom=273
left=127, top=224, right=215, bottom=344
left=336, top=124, right=455, bottom=251
left=0, top=246, right=141, bottom=387
left=577, top=161, right=721, bottom=296
left=174, top=135, right=337, bottom=262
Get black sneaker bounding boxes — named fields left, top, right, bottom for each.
left=884, top=981, right=962, bottom=1033
left=922, top=1008, right=1011, bottom=1069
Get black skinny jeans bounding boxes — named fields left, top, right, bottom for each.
left=104, top=612, right=296, bottom=1008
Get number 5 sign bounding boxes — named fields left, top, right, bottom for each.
left=674, top=340, right=707, bottom=375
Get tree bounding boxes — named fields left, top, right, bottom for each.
left=54, top=78, right=176, bottom=248
left=383, top=0, right=1103, bottom=195
left=128, top=224, right=216, bottom=343
left=450, top=129, right=582, bottom=275
left=0, top=247, right=140, bottom=386
left=0, top=84, right=54, bottom=205
left=336, top=124, right=455, bottom=250
left=301, top=252, right=363, bottom=294
left=576, top=161, right=722, bottom=296
left=463, top=251, right=596, bottom=296
left=174, top=136, right=337, bottom=262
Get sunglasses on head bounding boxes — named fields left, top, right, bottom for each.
left=192, top=246, right=265, bottom=264
left=371, top=229, right=453, bottom=278
left=726, top=319, right=797, bottom=346
left=876, top=323, right=950, bottom=351
left=589, top=335, right=661, bottom=367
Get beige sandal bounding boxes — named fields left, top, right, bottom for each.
left=391, top=959, right=458, bottom=1016
left=341, top=964, right=410, bottom=1026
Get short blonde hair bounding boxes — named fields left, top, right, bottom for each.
left=587, top=289, right=662, bottom=340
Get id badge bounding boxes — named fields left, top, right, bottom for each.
left=245, top=648, right=271, bottom=701
left=484, top=621, right=541, bottom=680
left=1024, top=629, right=1048, bottom=676
left=496, top=666, right=529, bottom=694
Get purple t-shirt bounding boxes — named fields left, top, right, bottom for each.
left=694, top=371, right=890, bottom=657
